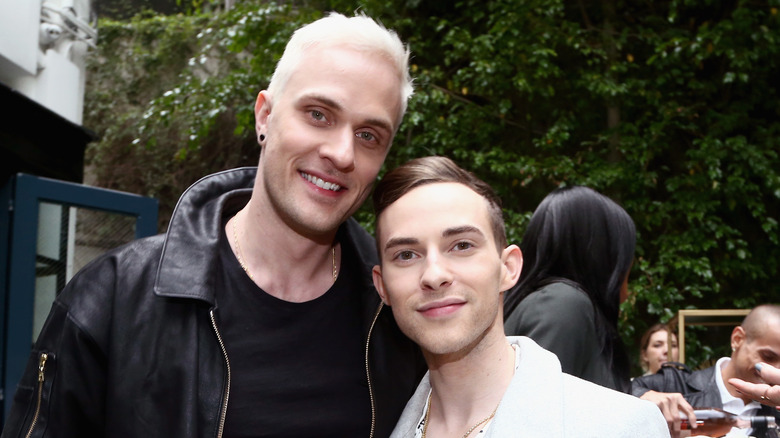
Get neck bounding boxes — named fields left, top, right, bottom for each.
left=425, top=324, right=514, bottom=436
left=227, top=201, right=339, bottom=302
left=721, top=358, right=749, bottom=402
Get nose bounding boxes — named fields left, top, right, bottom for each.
left=420, top=252, right=453, bottom=291
left=320, top=128, right=356, bottom=172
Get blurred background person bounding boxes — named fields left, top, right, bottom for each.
left=504, top=185, right=635, bottom=392
left=640, top=323, right=680, bottom=376
left=632, top=304, right=780, bottom=438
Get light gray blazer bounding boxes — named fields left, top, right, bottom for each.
left=390, top=336, right=670, bottom=437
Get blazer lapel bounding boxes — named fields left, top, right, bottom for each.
left=489, top=337, right=565, bottom=436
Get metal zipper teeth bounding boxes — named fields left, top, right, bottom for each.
left=365, top=302, right=383, bottom=438
left=210, top=310, right=231, bottom=438
left=25, top=352, right=48, bottom=438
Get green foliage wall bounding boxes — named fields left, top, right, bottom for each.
left=84, top=0, right=780, bottom=372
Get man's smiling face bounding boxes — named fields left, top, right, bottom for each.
left=372, top=182, right=519, bottom=357
left=255, top=45, right=402, bottom=239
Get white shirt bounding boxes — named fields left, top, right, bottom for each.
left=413, top=345, right=522, bottom=438
left=392, top=336, right=670, bottom=438
left=715, top=357, right=762, bottom=437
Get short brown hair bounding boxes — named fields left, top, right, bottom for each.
left=372, top=156, right=506, bottom=254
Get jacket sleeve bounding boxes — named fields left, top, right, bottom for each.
left=631, top=362, right=697, bottom=400
left=630, top=372, right=666, bottom=398
left=2, top=287, right=108, bottom=437
left=504, top=285, right=599, bottom=379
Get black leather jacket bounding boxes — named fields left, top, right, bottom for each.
left=632, top=362, right=780, bottom=438
left=1, top=167, right=424, bottom=438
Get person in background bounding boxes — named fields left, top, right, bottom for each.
left=640, top=323, right=680, bottom=376
left=371, top=156, right=669, bottom=437
left=1, top=12, right=425, bottom=438
left=503, top=185, right=634, bottom=392
left=632, top=304, right=780, bottom=438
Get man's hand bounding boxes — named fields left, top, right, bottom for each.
left=729, top=362, right=780, bottom=409
left=639, top=390, right=696, bottom=438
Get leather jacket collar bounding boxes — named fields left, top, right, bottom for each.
left=154, top=167, right=257, bottom=303
left=152, top=166, right=380, bottom=306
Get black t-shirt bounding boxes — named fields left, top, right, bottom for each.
left=216, top=229, right=371, bottom=437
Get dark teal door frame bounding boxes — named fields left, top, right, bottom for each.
left=1, top=173, right=158, bottom=419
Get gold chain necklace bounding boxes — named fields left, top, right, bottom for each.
left=421, top=391, right=500, bottom=438
left=232, top=213, right=337, bottom=282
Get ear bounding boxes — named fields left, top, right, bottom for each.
left=254, top=90, right=272, bottom=136
left=372, top=265, right=391, bottom=306
left=731, top=325, right=746, bottom=351
left=499, top=244, right=523, bottom=293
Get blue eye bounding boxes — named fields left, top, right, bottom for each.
left=357, top=131, right=375, bottom=141
left=311, top=110, right=325, bottom=121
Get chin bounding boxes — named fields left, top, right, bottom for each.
left=741, top=371, right=762, bottom=385
left=418, top=336, right=468, bottom=356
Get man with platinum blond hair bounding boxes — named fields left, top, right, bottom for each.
left=2, top=12, right=424, bottom=438
left=371, top=156, right=669, bottom=437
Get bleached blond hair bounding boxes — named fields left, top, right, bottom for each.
left=267, top=12, right=413, bottom=124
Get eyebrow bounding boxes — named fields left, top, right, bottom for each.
left=442, top=225, right=484, bottom=239
left=383, top=237, right=419, bottom=252
left=304, top=94, right=342, bottom=112
left=303, top=94, right=394, bottom=134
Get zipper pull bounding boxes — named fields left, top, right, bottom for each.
left=38, top=353, right=48, bottom=382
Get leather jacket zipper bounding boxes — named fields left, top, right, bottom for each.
left=365, top=302, right=383, bottom=438
left=25, top=352, right=48, bottom=438
left=211, top=303, right=380, bottom=438
left=210, top=310, right=231, bottom=438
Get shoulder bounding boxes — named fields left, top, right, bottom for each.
left=389, top=374, right=431, bottom=438
left=68, top=234, right=164, bottom=278
left=56, top=235, right=166, bottom=336
left=61, top=235, right=165, bottom=299
left=686, top=364, right=716, bottom=391
left=507, top=282, right=595, bottom=328
left=517, top=282, right=592, bottom=308
left=564, top=375, right=670, bottom=436
left=509, top=336, right=561, bottom=364
left=341, top=218, right=378, bottom=267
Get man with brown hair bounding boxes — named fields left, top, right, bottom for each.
left=372, top=156, right=668, bottom=437
left=633, top=304, right=780, bottom=438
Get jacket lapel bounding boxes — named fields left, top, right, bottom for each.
left=489, top=337, right=565, bottom=436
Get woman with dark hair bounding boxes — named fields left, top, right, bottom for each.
left=504, top=185, right=635, bottom=392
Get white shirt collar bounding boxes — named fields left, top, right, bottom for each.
left=715, top=357, right=762, bottom=436
left=716, top=357, right=761, bottom=414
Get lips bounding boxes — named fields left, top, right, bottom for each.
left=418, top=297, right=466, bottom=317
left=300, top=171, right=343, bottom=192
